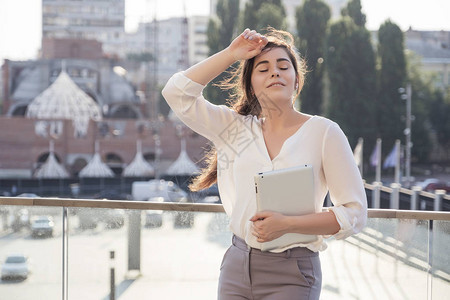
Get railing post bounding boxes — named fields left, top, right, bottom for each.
left=390, top=183, right=401, bottom=209
left=434, top=190, right=446, bottom=211
left=372, top=182, right=382, bottom=208
left=62, top=207, right=69, bottom=300
left=411, top=186, right=422, bottom=210
left=110, top=251, right=116, bottom=300
left=127, top=210, right=141, bottom=273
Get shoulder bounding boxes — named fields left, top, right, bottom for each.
left=311, top=115, right=337, bottom=126
left=309, top=115, right=340, bottom=133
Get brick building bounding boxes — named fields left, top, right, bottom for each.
left=0, top=116, right=209, bottom=179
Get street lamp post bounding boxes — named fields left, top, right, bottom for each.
left=399, top=83, right=413, bottom=188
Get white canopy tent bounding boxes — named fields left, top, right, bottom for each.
left=165, top=110, right=199, bottom=176
left=122, top=140, right=155, bottom=177
left=34, top=141, right=69, bottom=179
left=79, top=141, right=114, bottom=178
left=165, top=139, right=199, bottom=176
left=26, top=69, right=102, bottom=137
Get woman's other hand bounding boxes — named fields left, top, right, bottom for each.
left=250, top=211, right=288, bottom=242
left=226, top=29, right=269, bottom=61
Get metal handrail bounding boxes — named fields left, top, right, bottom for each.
left=1, top=196, right=449, bottom=221
left=364, top=182, right=450, bottom=199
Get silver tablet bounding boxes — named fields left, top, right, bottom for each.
left=254, top=164, right=318, bottom=251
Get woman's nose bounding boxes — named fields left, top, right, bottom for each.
left=271, top=71, right=280, bottom=77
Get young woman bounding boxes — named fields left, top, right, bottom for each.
left=162, top=28, right=367, bottom=300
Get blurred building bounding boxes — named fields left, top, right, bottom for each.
left=42, top=0, right=126, bottom=58
left=124, top=16, right=209, bottom=85
left=188, top=16, right=210, bottom=65
left=405, top=29, right=450, bottom=92
left=0, top=3, right=213, bottom=180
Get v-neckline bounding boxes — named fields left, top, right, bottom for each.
left=259, top=115, right=315, bottom=162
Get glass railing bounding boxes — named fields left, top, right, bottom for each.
left=0, top=197, right=449, bottom=300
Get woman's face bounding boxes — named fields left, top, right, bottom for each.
left=250, top=47, right=297, bottom=109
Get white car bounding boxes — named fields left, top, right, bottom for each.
left=1, top=254, right=30, bottom=280
left=31, top=216, right=54, bottom=238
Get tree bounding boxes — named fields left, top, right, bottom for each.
left=325, top=17, right=377, bottom=156
left=341, top=0, right=366, bottom=27
left=429, top=91, right=450, bottom=157
left=295, top=0, right=331, bottom=115
left=254, top=3, right=287, bottom=32
left=376, top=20, right=407, bottom=155
left=405, top=52, right=439, bottom=162
left=242, top=0, right=286, bottom=31
left=205, top=0, right=240, bottom=105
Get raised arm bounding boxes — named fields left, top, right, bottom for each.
left=184, top=29, right=268, bottom=85
left=162, top=29, right=268, bottom=144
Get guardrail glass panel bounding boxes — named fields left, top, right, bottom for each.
left=322, top=218, right=431, bottom=299
left=431, top=220, right=450, bottom=297
left=66, top=208, right=232, bottom=299
left=67, top=207, right=128, bottom=299
left=2, top=202, right=449, bottom=300
left=0, top=205, right=62, bottom=299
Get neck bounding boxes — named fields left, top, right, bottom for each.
left=261, top=105, right=302, bottom=131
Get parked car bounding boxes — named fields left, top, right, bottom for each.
left=417, top=178, right=450, bottom=193
left=132, top=179, right=189, bottom=202
left=1, top=254, right=30, bottom=280
left=93, top=190, right=132, bottom=201
left=16, top=193, right=40, bottom=198
left=31, top=216, right=54, bottom=238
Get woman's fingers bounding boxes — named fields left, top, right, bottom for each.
left=243, top=30, right=265, bottom=43
left=229, top=29, right=268, bottom=61
left=241, top=28, right=251, bottom=38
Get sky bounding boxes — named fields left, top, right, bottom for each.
left=0, top=0, right=449, bottom=63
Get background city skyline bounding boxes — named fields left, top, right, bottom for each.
left=0, top=0, right=449, bottom=63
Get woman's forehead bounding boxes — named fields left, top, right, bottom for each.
left=254, top=47, right=291, bottom=64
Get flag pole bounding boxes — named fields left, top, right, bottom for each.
left=375, top=138, right=382, bottom=183
left=359, top=138, right=364, bottom=176
left=394, top=139, right=401, bottom=184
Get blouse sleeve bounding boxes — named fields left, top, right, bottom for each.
left=322, top=122, right=368, bottom=240
left=161, top=71, right=237, bottom=145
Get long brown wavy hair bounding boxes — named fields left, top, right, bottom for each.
left=189, top=28, right=306, bottom=191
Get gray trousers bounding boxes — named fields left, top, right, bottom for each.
left=218, top=235, right=322, bottom=300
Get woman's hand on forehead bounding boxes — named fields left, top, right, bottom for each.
left=227, top=29, right=268, bottom=61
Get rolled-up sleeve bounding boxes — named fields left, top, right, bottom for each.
left=161, top=72, right=237, bottom=145
left=322, top=123, right=367, bottom=240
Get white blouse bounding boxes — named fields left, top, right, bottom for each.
left=162, top=72, right=367, bottom=252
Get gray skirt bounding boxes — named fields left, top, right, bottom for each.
left=218, top=235, right=322, bottom=300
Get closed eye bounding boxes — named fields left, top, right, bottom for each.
left=259, top=69, right=268, bottom=72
